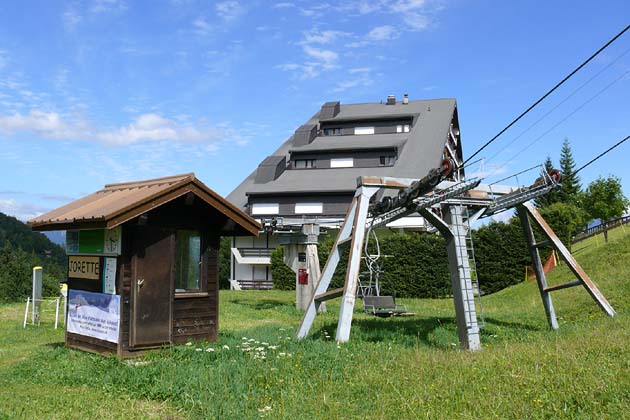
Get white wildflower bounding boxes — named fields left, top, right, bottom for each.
left=223, top=345, right=230, bottom=350
left=206, top=348, right=215, bottom=352
left=185, top=342, right=193, bottom=346
left=195, top=348, right=202, bottom=352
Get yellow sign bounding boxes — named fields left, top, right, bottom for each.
left=68, top=256, right=101, bottom=280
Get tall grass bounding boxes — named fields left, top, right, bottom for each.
left=0, top=227, right=628, bottom=419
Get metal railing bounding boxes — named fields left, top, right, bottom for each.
left=238, top=248, right=273, bottom=258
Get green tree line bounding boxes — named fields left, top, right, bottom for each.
left=0, top=213, right=66, bottom=302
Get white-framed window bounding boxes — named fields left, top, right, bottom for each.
left=396, top=124, right=410, bottom=133
left=294, top=159, right=316, bottom=169
left=330, top=157, right=354, bottom=168
left=251, top=203, right=279, bottom=215
left=294, top=203, right=323, bottom=214
left=354, top=126, right=375, bottom=135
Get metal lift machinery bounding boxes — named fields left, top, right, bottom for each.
left=296, top=162, right=615, bottom=351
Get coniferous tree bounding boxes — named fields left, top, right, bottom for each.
left=559, top=138, right=581, bottom=204
left=535, top=156, right=561, bottom=208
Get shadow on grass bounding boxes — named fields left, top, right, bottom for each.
left=481, top=317, right=544, bottom=332
left=312, top=316, right=454, bottom=348
left=230, top=298, right=293, bottom=310
left=43, top=342, right=66, bottom=350
left=311, top=313, right=545, bottom=349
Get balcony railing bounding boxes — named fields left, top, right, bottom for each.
left=238, top=248, right=273, bottom=258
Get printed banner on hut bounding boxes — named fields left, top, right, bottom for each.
left=67, top=290, right=120, bottom=343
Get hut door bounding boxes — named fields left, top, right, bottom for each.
left=131, top=227, right=174, bottom=347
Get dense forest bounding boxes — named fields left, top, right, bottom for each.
left=0, top=212, right=66, bottom=302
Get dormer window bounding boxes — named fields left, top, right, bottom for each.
left=323, top=128, right=343, bottom=136
left=295, top=159, right=316, bottom=169
left=354, top=127, right=375, bottom=135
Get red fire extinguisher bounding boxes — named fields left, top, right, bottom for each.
left=298, top=268, right=308, bottom=285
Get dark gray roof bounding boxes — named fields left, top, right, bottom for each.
left=290, top=134, right=407, bottom=153
left=227, top=98, right=457, bottom=209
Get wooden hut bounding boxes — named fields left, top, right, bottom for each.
left=29, top=173, right=260, bottom=358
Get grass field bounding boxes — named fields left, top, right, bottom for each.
left=0, top=227, right=629, bottom=419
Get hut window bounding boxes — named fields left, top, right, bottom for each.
left=175, top=230, right=202, bottom=292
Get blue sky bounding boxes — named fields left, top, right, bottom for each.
left=0, top=0, right=628, bottom=221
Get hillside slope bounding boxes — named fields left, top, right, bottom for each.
left=0, top=212, right=65, bottom=266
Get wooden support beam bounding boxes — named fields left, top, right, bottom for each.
left=296, top=197, right=358, bottom=339
left=314, top=288, right=344, bottom=302
left=522, top=202, right=616, bottom=317
left=517, top=205, right=559, bottom=330
left=336, top=186, right=379, bottom=342
left=544, top=280, right=582, bottom=293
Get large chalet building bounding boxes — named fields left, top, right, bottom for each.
left=227, top=95, right=464, bottom=289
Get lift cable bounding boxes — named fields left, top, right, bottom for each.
left=464, top=25, right=630, bottom=165
left=486, top=69, right=629, bottom=180
left=573, top=135, right=630, bottom=177
left=483, top=47, right=630, bottom=166
left=491, top=134, right=629, bottom=189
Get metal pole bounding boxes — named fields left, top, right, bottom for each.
left=54, top=297, right=60, bottom=329
left=23, top=297, right=30, bottom=328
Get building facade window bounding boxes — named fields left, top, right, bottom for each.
left=330, top=157, right=354, bottom=168
left=354, top=126, right=375, bottom=135
left=379, top=155, right=396, bottom=166
left=294, top=159, right=316, bottom=169
left=175, top=230, right=202, bottom=293
left=251, top=203, right=280, bottom=215
left=396, top=124, right=410, bottom=133
left=295, top=202, right=323, bottom=214
left=322, top=128, right=343, bottom=136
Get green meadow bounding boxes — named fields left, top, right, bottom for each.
left=0, top=227, right=628, bottom=419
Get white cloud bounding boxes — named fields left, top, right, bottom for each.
left=302, top=45, right=338, bottom=68
left=193, top=16, right=212, bottom=35
left=403, top=12, right=430, bottom=31
left=366, top=25, right=399, bottom=41
left=300, top=29, right=350, bottom=45
left=216, top=1, right=244, bottom=21
left=0, top=198, right=51, bottom=221
left=278, top=45, right=339, bottom=79
left=273, top=2, right=295, bottom=8
left=91, top=0, right=127, bottom=14
left=391, top=0, right=426, bottom=13
left=62, top=9, right=82, bottom=31
left=0, top=109, right=247, bottom=148
left=331, top=68, right=374, bottom=93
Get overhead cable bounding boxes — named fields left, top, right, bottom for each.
left=573, top=135, right=630, bottom=176
left=489, top=69, right=629, bottom=178
left=484, top=47, right=630, bottom=165
left=464, top=25, right=630, bottom=165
